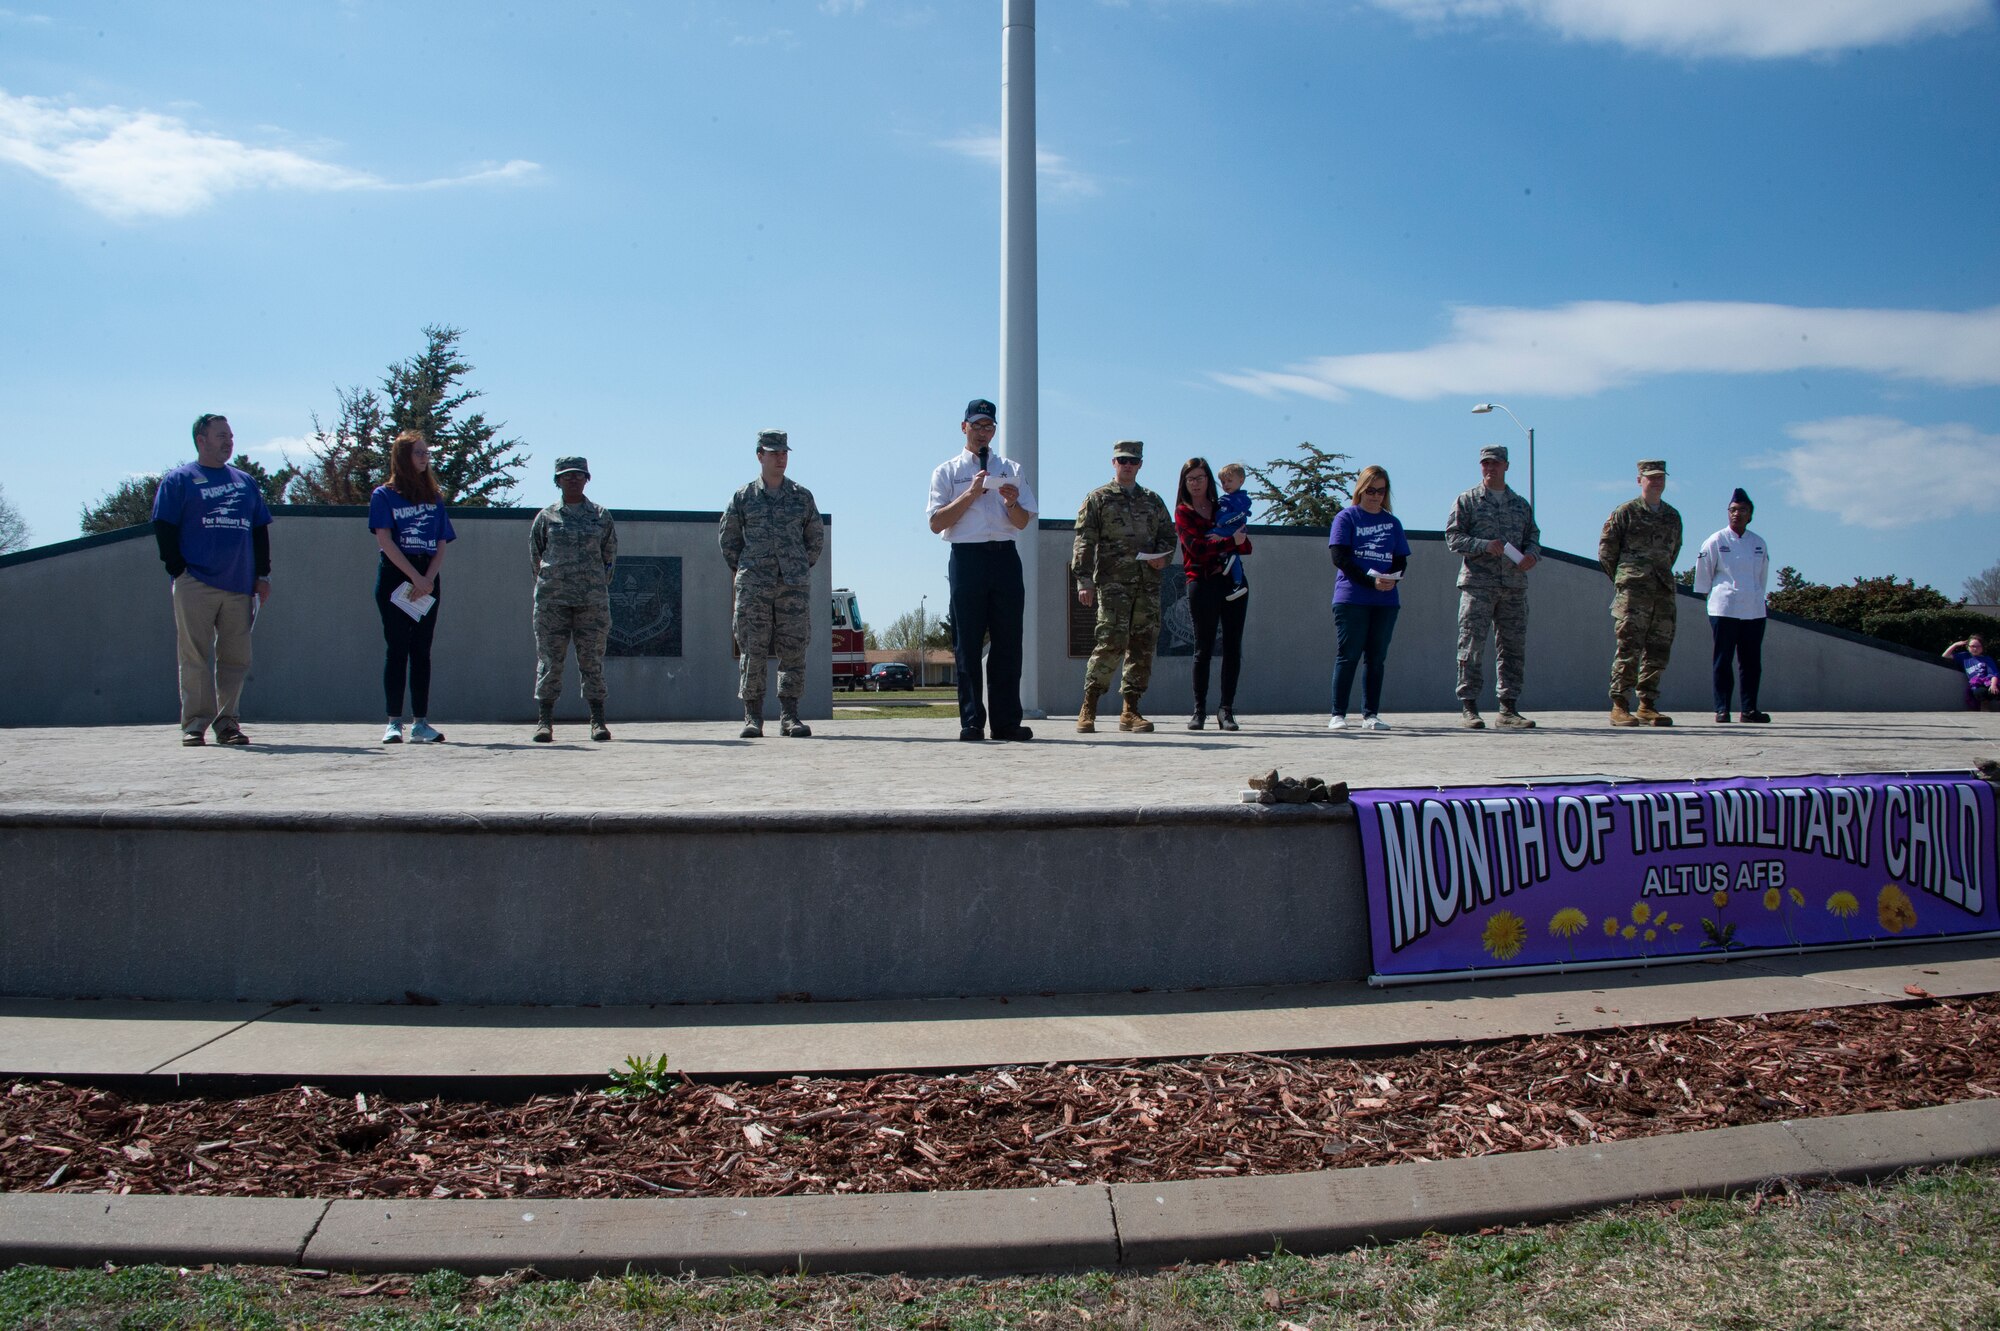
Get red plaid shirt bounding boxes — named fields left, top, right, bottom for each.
left=1175, top=502, right=1253, bottom=583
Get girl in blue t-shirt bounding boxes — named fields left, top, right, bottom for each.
left=1327, top=465, right=1410, bottom=730
left=368, top=431, right=458, bottom=743
left=1945, top=635, right=2000, bottom=710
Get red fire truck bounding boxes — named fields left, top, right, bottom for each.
left=831, top=588, right=868, bottom=690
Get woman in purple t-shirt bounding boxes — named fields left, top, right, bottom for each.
left=368, top=431, right=457, bottom=743
left=1327, top=465, right=1410, bottom=731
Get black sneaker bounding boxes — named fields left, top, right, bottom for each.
left=1715, top=711, right=1731, bottom=723
left=993, top=725, right=1034, bottom=741
left=1741, top=710, right=1771, bottom=723
left=959, top=728, right=986, bottom=741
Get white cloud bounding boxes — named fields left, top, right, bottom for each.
left=937, top=133, right=1100, bottom=198
left=819, top=0, right=865, bottom=12
left=1213, top=301, right=2000, bottom=402
left=1760, top=416, right=2000, bottom=528
left=1367, top=0, right=1990, bottom=57
left=0, top=10, right=54, bottom=23
left=246, top=434, right=319, bottom=462
left=0, top=88, right=540, bottom=221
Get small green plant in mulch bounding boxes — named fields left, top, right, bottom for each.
left=605, top=1053, right=677, bottom=1100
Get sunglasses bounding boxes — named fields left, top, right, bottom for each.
left=1359, top=485, right=1387, bottom=496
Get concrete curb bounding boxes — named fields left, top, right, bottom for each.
left=1, top=1100, right=1993, bottom=1277
left=0, top=802, right=1352, bottom=837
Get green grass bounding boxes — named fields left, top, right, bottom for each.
left=829, top=703, right=962, bottom=721
left=5, top=1163, right=1997, bottom=1329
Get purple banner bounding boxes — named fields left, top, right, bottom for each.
left=1353, top=773, right=1999, bottom=982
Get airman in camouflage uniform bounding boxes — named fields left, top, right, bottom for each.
left=1598, top=459, right=1683, bottom=727
left=719, top=429, right=824, bottom=739
left=1072, top=440, right=1176, bottom=734
left=1445, top=444, right=1541, bottom=730
left=530, top=456, right=618, bottom=743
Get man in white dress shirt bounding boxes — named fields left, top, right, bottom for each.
left=1693, top=487, right=1771, bottom=724
left=926, top=398, right=1039, bottom=741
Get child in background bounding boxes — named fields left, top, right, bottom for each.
left=1214, top=463, right=1251, bottom=601
left=1945, top=635, right=2000, bottom=710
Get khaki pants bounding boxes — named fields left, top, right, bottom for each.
left=172, top=575, right=254, bottom=734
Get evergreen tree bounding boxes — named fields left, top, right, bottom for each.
left=383, top=325, right=527, bottom=506
left=287, top=386, right=386, bottom=505
left=229, top=453, right=298, bottom=507
left=80, top=475, right=160, bottom=534
left=289, top=326, right=526, bottom=506
left=1242, top=441, right=1358, bottom=528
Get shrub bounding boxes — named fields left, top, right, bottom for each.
left=1858, top=608, right=2000, bottom=655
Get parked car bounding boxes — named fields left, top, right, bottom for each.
left=866, top=663, right=916, bottom=691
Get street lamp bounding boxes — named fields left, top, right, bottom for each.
left=1470, top=403, right=1534, bottom=513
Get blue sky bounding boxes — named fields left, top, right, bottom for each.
left=4, top=0, right=1998, bottom=629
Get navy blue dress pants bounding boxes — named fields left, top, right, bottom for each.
left=1710, top=614, right=1765, bottom=714
left=949, top=540, right=1025, bottom=736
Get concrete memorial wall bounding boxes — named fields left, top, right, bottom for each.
left=0, top=507, right=834, bottom=725
left=0, top=509, right=1961, bottom=727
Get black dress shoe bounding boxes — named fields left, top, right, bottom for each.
left=1741, top=710, right=1771, bottom=723
left=992, top=725, right=1035, bottom=741
left=959, top=728, right=986, bottom=741
left=1715, top=711, right=1731, bottom=723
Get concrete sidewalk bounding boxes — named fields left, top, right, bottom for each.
left=3, top=712, right=1994, bottom=816
left=1, top=1101, right=1994, bottom=1276
left=4, top=941, right=1994, bottom=1084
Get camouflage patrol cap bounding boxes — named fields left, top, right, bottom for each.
left=1637, top=459, right=1668, bottom=476
left=1112, top=440, right=1144, bottom=461
left=756, top=430, right=790, bottom=452
left=553, top=456, right=590, bottom=479
left=1480, top=444, right=1509, bottom=463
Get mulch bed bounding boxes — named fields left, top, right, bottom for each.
left=4, top=995, right=1995, bottom=1201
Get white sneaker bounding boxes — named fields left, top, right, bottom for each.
left=1327, top=715, right=1348, bottom=731
left=1362, top=714, right=1389, bottom=731
left=382, top=721, right=404, bottom=744
left=409, top=720, right=445, bottom=744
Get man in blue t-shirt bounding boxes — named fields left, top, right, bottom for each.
left=150, top=413, right=274, bottom=745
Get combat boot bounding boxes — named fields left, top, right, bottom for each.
left=1459, top=702, right=1485, bottom=730
left=532, top=702, right=554, bottom=743
left=740, top=703, right=764, bottom=739
left=1076, top=686, right=1103, bottom=734
left=589, top=703, right=612, bottom=742
left=1635, top=699, right=1673, bottom=727
left=779, top=702, right=812, bottom=738
left=1496, top=703, right=1536, bottom=730
left=1610, top=694, right=1642, bottom=727
left=1119, top=696, right=1155, bottom=733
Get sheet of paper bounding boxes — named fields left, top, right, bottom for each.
left=1503, top=542, right=1526, bottom=565
left=1370, top=569, right=1404, bottom=581
left=391, top=582, right=436, bottom=621
left=1136, top=550, right=1173, bottom=560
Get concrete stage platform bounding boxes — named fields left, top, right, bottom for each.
left=3, top=712, right=1996, bottom=1008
